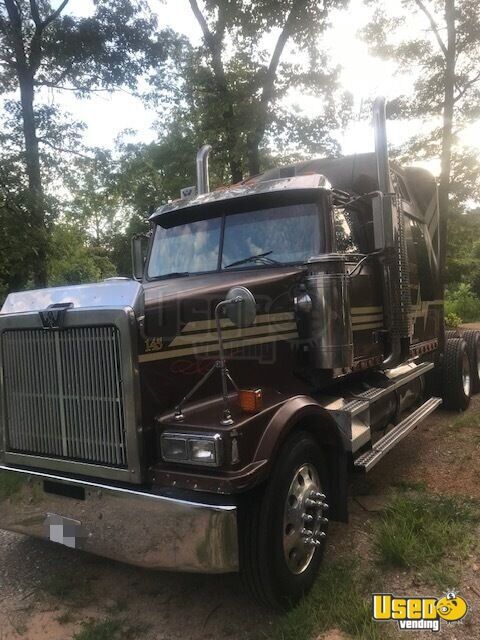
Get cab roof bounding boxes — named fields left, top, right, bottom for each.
left=150, top=173, right=330, bottom=228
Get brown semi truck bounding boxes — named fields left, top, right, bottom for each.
left=1, top=98, right=479, bottom=608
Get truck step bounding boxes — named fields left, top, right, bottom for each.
left=341, top=399, right=369, bottom=416
left=354, top=397, right=442, bottom=472
left=352, top=362, right=435, bottom=404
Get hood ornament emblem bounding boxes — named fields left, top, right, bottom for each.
left=39, top=302, right=73, bottom=330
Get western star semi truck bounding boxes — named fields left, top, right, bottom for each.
left=1, top=98, right=479, bottom=608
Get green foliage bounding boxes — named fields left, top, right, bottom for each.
left=0, top=471, right=25, bottom=501
left=48, top=225, right=116, bottom=286
left=73, top=619, right=124, bottom=640
left=445, top=312, right=462, bottom=328
left=152, top=0, right=351, bottom=181
left=265, top=559, right=386, bottom=640
left=373, top=492, right=478, bottom=585
left=445, top=211, right=480, bottom=291
left=0, top=1, right=176, bottom=95
left=0, top=0, right=178, bottom=292
left=362, top=0, right=480, bottom=289
left=445, top=283, right=480, bottom=323
left=72, top=617, right=150, bottom=640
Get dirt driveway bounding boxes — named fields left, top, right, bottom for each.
left=1, top=397, right=480, bottom=640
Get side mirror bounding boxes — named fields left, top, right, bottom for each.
left=225, top=286, right=257, bottom=327
left=131, top=234, right=149, bottom=281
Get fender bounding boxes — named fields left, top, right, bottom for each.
left=253, top=395, right=349, bottom=522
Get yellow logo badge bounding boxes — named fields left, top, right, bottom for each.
left=372, top=592, right=468, bottom=632
left=145, top=337, right=163, bottom=353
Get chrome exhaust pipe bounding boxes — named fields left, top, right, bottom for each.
left=373, top=97, right=393, bottom=247
left=373, top=97, right=404, bottom=369
left=196, top=144, right=212, bottom=195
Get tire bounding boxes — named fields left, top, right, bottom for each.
left=239, top=431, right=329, bottom=610
left=445, top=329, right=460, bottom=340
left=442, top=337, right=471, bottom=411
left=461, top=330, right=480, bottom=394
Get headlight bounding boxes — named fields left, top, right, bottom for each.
left=161, top=432, right=223, bottom=467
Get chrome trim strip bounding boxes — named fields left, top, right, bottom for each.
left=0, top=465, right=239, bottom=573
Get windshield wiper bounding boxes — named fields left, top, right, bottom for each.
left=160, top=272, right=190, bottom=279
left=224, top=251, right=284, bottom=269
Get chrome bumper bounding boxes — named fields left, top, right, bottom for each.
left=0, top=466, right=239, bottom=573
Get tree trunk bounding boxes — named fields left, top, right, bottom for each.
left=18, top=71, right=48, bottom=287
left=438, top=0, right=456, bottom=287
left=247, top=131, right=262, bottom=177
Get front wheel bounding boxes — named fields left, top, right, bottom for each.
left=239, top=431, right=329, bottom=609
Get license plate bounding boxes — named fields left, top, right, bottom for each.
left=45, top=513, right=83, bottom=549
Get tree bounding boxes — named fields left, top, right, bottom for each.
left=363, top=0, right=480, bottom=277
left=0, top=0, right=175, bottom=288
left=154, top=0, right=349, bottom=183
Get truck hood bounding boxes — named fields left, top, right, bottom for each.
left=1, top=279, right=144, bottom=315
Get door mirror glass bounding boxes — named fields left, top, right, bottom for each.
left=131, top=234, right=149, bottom=281
left=225, top=286, right=257, bottom=327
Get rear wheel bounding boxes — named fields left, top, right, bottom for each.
left=461, top=330, right=480, bottom=394
left=442, top=337, right=471, bottom=411
left=445, top=329, right=460, bottom=340
left=240, top=431, right=329, bottom=609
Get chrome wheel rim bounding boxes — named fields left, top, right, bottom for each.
left=283, top=463, right=328, bottom=575
left=462, top=351, right=471, bottom=397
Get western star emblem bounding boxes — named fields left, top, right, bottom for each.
left=39, top=303, right=73, bottom=329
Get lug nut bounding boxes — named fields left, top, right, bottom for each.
left=301, top=528, right=313, bottom=537
left=302, top=513, right=314, bottom=523
left=316, top=516, right=329, bottom=524
left=305, top=538, right=322, bottom=547
left=310, top=491, right=326, bottom=501
left=305, top=498, right=323, bottom=508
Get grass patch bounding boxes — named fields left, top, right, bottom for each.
left=373, top=492, right=479, bottom=586
left=73, top=618, right=124, bottom=640
left=390, top=480, right=427, bottom=493
left=0, top=470, right=25, bottom=501
left=40, top=570, right=94, bottom=607
left=56, top=610, right=75, bottom=625
left=72, top=618, right=150, bottom=640
left=264, top=559, right=388, bottom=640
left=449, top=408, right=480, bottom=429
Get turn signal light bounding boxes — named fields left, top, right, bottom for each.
left=239, top=388, right=263, bottom=413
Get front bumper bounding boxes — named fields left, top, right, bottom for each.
left=0, top=466, right=239, bottom=573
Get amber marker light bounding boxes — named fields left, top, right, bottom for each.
left=239, top=388, right=263, bottom=413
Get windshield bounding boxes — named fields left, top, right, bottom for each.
left=147, top=203, right=322, bottom=279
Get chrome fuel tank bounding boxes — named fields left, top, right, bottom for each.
left=304, top=255, right=353, bottom=370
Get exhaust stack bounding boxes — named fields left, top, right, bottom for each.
left=196, top=144, right=212, bottom=195
left=372, top=97, right=411, bottom=369
left=373, top=97, right=394, bottom=247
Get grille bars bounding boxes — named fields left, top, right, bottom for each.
left=2, top=327, right=127, bottom=468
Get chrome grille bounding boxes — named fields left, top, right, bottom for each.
left=2, top=327, right=127, bottom=467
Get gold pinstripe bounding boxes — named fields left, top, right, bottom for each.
left=182, top=312, right=295, bottom=333
left=139, top=306, right=388, bottom=364
left=170, top=321, right=298, bottom=347
left=139, top=331, right=299, bottom=362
